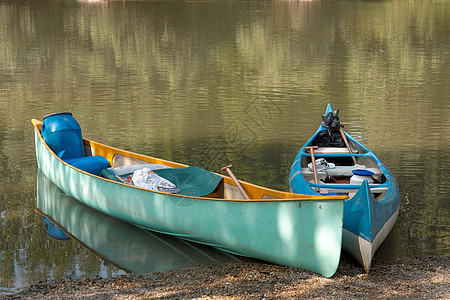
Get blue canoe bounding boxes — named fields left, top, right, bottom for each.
left=289, top=104, right=400, bottom=272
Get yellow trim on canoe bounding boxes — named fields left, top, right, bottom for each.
left=32, top=119, right=348, bottom=202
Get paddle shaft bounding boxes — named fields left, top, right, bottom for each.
left=339, top=126, right=357, bottom=165
left=221, top=165, right=250, bottom=200
left=305, top=146, right=319, bottom=192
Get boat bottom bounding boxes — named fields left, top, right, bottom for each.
left=342, top=206, right=399, bottom=272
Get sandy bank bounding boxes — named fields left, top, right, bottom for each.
left=3, top=257, right=448, bottom=299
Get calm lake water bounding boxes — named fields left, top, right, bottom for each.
left=0, top=0, right=449, bottom=294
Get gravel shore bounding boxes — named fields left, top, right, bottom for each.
left=3, top=256, right=448, bottom=299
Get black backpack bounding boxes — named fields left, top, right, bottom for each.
left=315, top=110, right=345, bottom=147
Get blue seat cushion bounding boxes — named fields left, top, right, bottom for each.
left=65, top=156, right=110, bottom=176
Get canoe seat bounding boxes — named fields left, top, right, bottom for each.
left=312, top=147, right=357, bottom=154
left=102, top=165, right=223, bottom=197
left=312, top=184, right=389, bottom=195
left=40, top=112, right=110, bottom=176
left=302, top=165, right=383, bottom=177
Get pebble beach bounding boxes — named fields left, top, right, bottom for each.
left=3, top=256, right=448, bottom=299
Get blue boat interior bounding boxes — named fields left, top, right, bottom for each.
left=295, top=133, right=389, bottom=199
left=285, top=105, right=390, bottom=199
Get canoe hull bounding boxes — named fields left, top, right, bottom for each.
left=342, top=206, right=399, bottom=271
left=33, top=123, right=345, bottom=277
left=341, top=180, right=399, bottom=271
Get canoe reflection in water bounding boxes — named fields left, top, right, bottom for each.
left=43, top=217, right=71, bottom=241
left=35, top=170, right=240, bottom=274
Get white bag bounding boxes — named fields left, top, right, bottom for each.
left=308, top=158, right=336, bottom=172
left=132, top=167, right=176, bottom=191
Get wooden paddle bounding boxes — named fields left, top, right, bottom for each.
left=305, top=146, right=319, bottom=192
left=221, top=165, right=250, bottom=200
left=339, top=125, right=357, bottom=165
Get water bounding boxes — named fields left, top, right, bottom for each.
left=1, top=0, right=449, bottom=294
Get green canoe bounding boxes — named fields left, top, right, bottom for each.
left=32, top=115, right=347, bottom=277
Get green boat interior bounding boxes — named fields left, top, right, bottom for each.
left=101, top=158, right=223, bottom=198
left=106, top=153, right=252, bottom=200
left=38, top=113, right=346, bottom=201
left=42, top=132, right=277, bottom=200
